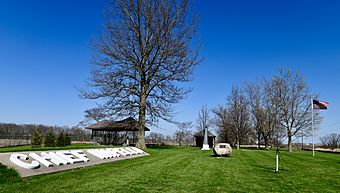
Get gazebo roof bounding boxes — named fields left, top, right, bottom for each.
left=194, top=130, right=216, bottom=138
left=86, top=117, right=150, bottom=131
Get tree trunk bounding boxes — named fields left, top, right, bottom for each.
left=288, top=130, right=292, bottom=152
left=257, top=132, right=261, bottom=149
left=301, top=134, right=304, bottom=150
left=136, top=94, right=147, bottom=149
left=237, top=135, right=240, bottom=149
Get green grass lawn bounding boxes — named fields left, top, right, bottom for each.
left=0, top=146, right=339, bottom=193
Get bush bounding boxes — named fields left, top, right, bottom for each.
left=44, top=131, right=56, bottom=147
left=56, top=132, right=65, bottom=147
left=31, top=128, right=42, bottom=148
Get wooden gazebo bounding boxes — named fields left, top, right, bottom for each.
left=86, top=117, right=150, bottom=145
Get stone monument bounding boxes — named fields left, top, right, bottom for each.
left=213, top=143, right=232, bottom=157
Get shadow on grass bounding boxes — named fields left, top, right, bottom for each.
left=252, top=164, right=288, bottom=174
left=239, top=147, right=264, bottom=150
left=146, top=145, right=178, bottom=149
left=0, top=163, right=21, bottom=184
left=210, top=154, right=231, bottom=158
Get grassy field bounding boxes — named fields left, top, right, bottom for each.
left=0, top=146, right=339, bottom=193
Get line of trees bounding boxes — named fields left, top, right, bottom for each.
left=31, top=128, right=71, bottom=148
left=320, top=133, right=340, bottom=150
left=0, top=123, right=91, bottom=141
left=213, top=67, right=322, bottom=151
left=145, top=131, right=194, bottom=146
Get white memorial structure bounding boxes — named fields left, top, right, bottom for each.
left=0, top=147, right=148, bottom=177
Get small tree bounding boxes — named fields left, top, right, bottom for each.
left=64, top=133, right=71, bottom=146
left=56, top=132, right=65, bottom=147
left=175, top=122, right=193, bottom=146
left=31, top=128, right=43, bottom=148
left=44, top=131, right=56, bottom=147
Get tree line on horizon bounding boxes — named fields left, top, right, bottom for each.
left=0, top=123, right=91, bottom=142
left=320, top=133, right=340, bottom=150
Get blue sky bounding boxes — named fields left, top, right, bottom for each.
left=0, top=0, right=339, bottom=142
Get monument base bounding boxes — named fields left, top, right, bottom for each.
left=201, top=144, right=210, bottom=150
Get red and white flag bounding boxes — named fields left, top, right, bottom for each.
left=312, top=99, right=329, bottom=110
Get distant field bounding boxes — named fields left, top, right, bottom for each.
left=0, top=146, right=339, bottom=192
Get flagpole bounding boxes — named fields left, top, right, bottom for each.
left=311, top=98, right=314, bottom=157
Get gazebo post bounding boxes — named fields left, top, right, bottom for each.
left=109, top=131, right=112, bottom=145
left=114, top=131, right=117, bottom=146
left=104, top=131, right=106, bottom=145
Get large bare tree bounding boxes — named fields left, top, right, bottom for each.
left=226, top=86, right=252, bottom=149
left=264, top=79, right=284, bottom=148
left=212, top=105, right=236, bottom=145
left=270, top=67, right=322, bottom=151
left=196, top=105, right=212, bottom=132
left=245, top=80, right=268, bottom=148
left=81, top=0, right=200, bottom=148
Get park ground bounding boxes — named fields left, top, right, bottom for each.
left=0, top=145, right=339, bottom=193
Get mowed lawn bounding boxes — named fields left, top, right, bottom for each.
left=0, top=146, right=339, bottom=193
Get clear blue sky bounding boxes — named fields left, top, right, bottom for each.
left=0, top=0, right=339, bottom=142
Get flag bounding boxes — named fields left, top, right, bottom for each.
left=312, top=99, right=329, bottom=110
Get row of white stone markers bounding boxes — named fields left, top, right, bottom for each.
left=0, top=147, right=148, bottom=177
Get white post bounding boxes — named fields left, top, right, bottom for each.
left=275, top=153, right=279, bottom=172
left=311, top=98, right=315, bottom=157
